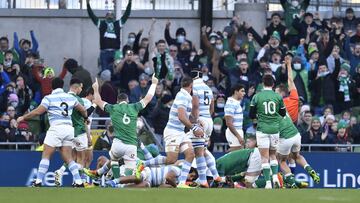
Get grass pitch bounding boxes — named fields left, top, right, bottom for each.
left=0, top=188, right=358, bottom=203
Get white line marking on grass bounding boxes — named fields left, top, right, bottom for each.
left=318, top=196, right=351, bottom=202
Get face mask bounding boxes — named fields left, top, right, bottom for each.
left=339, top=73, right=347, bottom=78
left=4, top=60, right=11, bottom=68
left=291, top=0, right=299, bottom=7
left=210, top=39, right=216, bottom=44
left=128, top=37, right=135, bottom=44
left=213, top=125, right=222, bottom=132
left=177, top=35, right=185, bottom=43
left=216, top=44, right=223, bottom=51
left=318, top=71, right=329, bottom=77
left=175, top=72, right=182, bottom=79
left=293, top=63, right=301, bottom=70
left=217, top=103, right=225, bottom=108
left=144, top=67, right=154, bottom=75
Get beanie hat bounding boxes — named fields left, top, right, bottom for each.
left=43, top=67, right=55, bottom=78
left=308, top=46, right=319, bottom=56
left=312, top=116, right=320, bottom=122
left=100, top=70, right=111, bottom=82
left=337, top=119, right=349, bottom=129
left=8, top=93, right=19, bottom=103
left=176, top=27, right=186, bottom=36
left=213, top=117, right=223, bottom=125
left=341, top=62, right=351, bottom=72
left=326, top=114, right=335, bottom=121
left=271, top=31, right=281, bottom=41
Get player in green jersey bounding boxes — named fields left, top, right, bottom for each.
left=91, top=75, right=158, bottom=179
left=249, top=74, right=286, bottom=189
left=216, top=136, right=261, bottom=188
left=276, top=56, right=320, bottom=187
left=54, top=78, right=90, bottom=186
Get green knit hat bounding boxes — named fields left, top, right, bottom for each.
left=271, top=31, right=281, bottom=41
left=145, top=144, right=160, bottom=157
left=337, top=120, right=349, bottom=129
left=312, top=116, right=320, bottom=122
left=213, top=117, right=223, bottom=125
left=341, top=62, right=351, bottom=72
left=308, top=46, right=319, bottom=56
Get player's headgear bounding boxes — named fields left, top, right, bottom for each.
left=190, top=68, right=202, bottom=79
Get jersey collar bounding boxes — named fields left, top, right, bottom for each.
left=52, top=88, right=64, bottom=94
left=263, top=87, right=273, bottom=91
left=119, top=101, right=128, bottom=105
left=180, top=88, right=191, bottom=97
left=68, top=91, right=76, bottom=95
left=193, top=78, right=203, bottom=85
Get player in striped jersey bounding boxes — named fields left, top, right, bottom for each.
left=17, top=78, right=88, bottom=187
left=140, top=77, right=202, bottom=188
left=224, top=84, right=246, bottom=152
left=190, top=69, right=221, bottom=187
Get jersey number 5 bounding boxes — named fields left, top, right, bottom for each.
left=60, top=102, right=69, bottom=117
left=203, top=91, right=210, bottom=105
left=122, top=114, right=130, bottom=125
left=263, top=101, right=276, bottom=115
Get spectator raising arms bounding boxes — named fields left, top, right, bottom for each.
left=86, top=0, right=132, bottom=72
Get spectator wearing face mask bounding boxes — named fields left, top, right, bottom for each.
left=309, top=60, right=340, bottom=115
left=15, top=121, right=34, bottom=149
left=13, top=31, right=39, bottom=66
left=290, top=54, right=310, bottom=104
left=122, top=32, right=137, bottom=54
left=164, top=20, right=193, bottom=50
left=86, top=0, right=132, bottom=72
left=209, top=117, right=227, bottom=148
left=214, top=94, right=226, bottom=118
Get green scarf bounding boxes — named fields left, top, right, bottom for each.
left=156, top=51, right=173, bottom=81
left=339, top=76, right=350, bottom=102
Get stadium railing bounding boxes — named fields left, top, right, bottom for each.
left=2, top=0, right=360, bottom=11
left=0, top=142, right=37, bottom=150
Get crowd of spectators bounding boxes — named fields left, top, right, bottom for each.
left=1, top=0, right=360, bottom=152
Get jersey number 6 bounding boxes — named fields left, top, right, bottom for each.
left=122, top=113, right=131, bottom=125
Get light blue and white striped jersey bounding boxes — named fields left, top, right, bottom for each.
left=40, top=88, right=79, bottom=126
left=193, top=78, right=213, bottom=119
left=148, top=165, right=181, bottom=187
left=224, top=97, right=243, bottom=130
left=166, top=88, right=192, bottom=131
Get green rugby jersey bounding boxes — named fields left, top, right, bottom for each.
left=216, top=148, right=254, bottom=176
left=104, top=101, right=144, bottom=146
left=279, top=113, right=299, bottom=139
left=250, top=88, right=285, bottom=134
left=69, top=92, right=86, bottom=137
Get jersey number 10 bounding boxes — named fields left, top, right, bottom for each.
left=263, top=101, right=276, bottom=115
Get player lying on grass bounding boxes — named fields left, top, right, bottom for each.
left=275, top=55, right=320, bottom=188
left=83, top=142, right=161, bottom=182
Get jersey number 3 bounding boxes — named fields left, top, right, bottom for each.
left=263, top=101, right=276, bottom=115
left=60, top=102, right=69, bottom=117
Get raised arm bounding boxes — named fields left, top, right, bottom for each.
left=30, top=30, right=39, bottom=53
left=92, top=78, right=107, bottom=111
left=140, top=74, right=158, bottom=107
left=120, top=0, right=132, bottom=25
left=285, top=55, right=296, bottom=91
left=164, top=20, right=176, bottom=46
left=86, top=0, right=100, bottom=26
left=13, top=32, right=21, bottom=53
